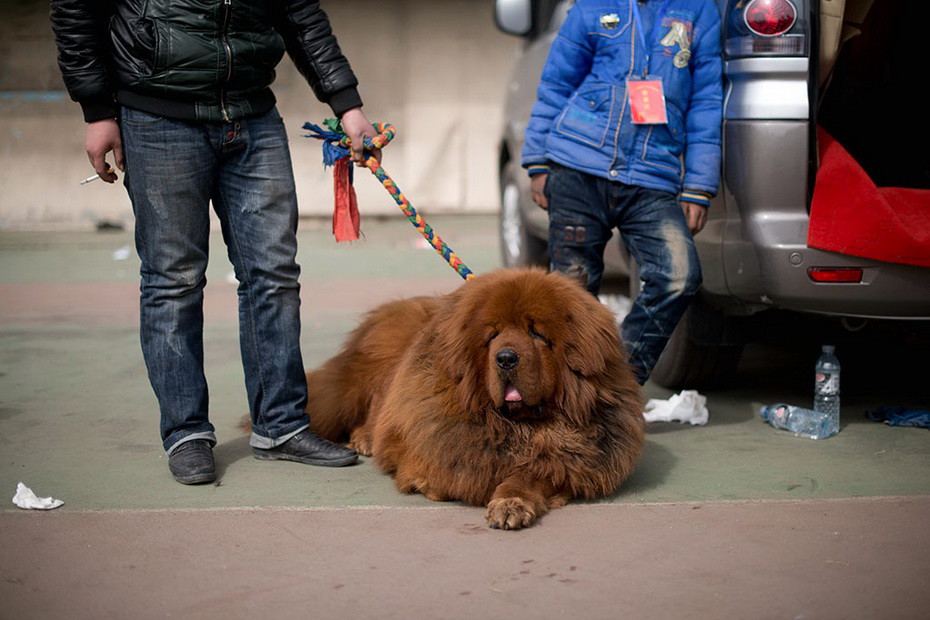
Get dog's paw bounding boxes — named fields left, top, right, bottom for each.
left=347, top=428, right=374, bottom=456
left=485, top=497, right=538, bottom=530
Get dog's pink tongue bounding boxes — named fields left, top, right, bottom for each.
left=505, top=384, right=522, bottom=402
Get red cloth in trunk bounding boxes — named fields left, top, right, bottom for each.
left=807, top=127, right=930, bottom=267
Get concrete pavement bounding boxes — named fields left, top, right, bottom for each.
left=1, top=215, right=928, bottom=618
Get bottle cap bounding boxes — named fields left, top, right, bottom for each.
left=822, top=345, right=835, bottom=353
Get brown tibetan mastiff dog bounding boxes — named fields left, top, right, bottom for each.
left=307, top=267, right=645, bottom=529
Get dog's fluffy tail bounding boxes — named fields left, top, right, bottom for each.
left=305, top=364, right=371, bottom=442
left=237, top=367, right=367, bottom=442
left=233, top=366, right=360, bottom=442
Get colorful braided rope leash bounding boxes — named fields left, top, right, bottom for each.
left=304, top=120, right=474, bottom=282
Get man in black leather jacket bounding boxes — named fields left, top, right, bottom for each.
left=51, top=0, right=377, bottom=483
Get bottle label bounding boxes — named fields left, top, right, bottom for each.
left=816, top=372, right=839, bottom=395
left=770, top=405, right=789, bottom=426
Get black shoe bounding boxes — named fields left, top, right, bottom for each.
left=168, top=439, right=216, bottom=485
left=252, top=431, right=358, bottom=467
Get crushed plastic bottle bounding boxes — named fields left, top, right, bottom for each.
left=760, top=403, right=836, bottom=439
left=813, top=345, right=841, bottom=437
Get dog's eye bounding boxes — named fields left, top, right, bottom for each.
left=485, top=330, right=499, bottom=346
left=530, top=327, right=551, bottom=346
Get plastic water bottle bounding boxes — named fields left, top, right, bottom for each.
left=813, top=345, right=841, bottom=437
left=760, top=403, right=833, bottom=439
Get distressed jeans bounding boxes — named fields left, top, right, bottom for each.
left=120, top=106, right=309, bottom=454
left=546, top=164, right=702, bottom=383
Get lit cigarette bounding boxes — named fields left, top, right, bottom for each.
left=79, top=168, right=114, bottom=185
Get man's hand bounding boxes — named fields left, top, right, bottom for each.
left=681, top=201, right=708, bottom=235
left=530, top=173, right=548, bottom=210
left=85, top=118, right=124, bottom=183
left=340, top=107, right=381, bottom=166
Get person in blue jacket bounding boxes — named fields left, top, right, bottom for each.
left=522, top=0, right=723, bottom=384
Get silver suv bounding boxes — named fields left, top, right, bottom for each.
left=494, top=0, right=930, bottom=388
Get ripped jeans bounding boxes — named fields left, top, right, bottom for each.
left=546, top=164, right=702, bottom=383
left=121, top=106, right=310, bottom=454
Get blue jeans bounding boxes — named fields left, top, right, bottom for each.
left=120, top=106, right=309, bottom=454
left=546, top=164, right=702, bottom=383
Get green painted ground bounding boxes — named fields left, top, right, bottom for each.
left=2, top=217, right=928, bottom=512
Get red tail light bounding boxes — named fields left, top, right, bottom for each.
left=726, top=0, right=807, bottom=57
left=744, top=0, right=798, bottom=36
left=808, top=268, right=863, bottom=283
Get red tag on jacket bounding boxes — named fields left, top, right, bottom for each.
left=627, top=78, right=668, bottom=124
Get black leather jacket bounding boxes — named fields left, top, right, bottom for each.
left=51, top=0, right=362, bottom=122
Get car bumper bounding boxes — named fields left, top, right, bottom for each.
left=700, top=120, right=930, bottom=320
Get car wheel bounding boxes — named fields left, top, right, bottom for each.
left=649, top=301, right=744, bottom=390
left=499, top=161, right=548, bottom=267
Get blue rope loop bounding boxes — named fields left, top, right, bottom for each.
left=303, top=122, right=349, bottom=167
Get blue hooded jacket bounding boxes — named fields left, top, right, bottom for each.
left=522, top=0, right=723, bottom=206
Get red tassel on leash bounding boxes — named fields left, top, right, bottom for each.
left=332, top=157, right=360, bottom=242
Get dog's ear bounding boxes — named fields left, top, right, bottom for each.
left=562, top=299, right=623, bottom=378
left=431, top=288, right=491, bottom=413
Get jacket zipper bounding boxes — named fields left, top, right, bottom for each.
left=220, top=0, right=233, bottom=121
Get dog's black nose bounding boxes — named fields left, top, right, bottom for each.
left=496, top=348, right=519, bottom=370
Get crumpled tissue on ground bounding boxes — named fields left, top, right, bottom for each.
left=643, top=390, right=709, bottom=425
left=12, top=482, right=64, bottom=510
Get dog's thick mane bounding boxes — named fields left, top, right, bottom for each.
left=431, top=268, right=637, bottom=422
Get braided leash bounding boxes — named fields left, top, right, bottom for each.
left=304, top=120, right=474, bottom=282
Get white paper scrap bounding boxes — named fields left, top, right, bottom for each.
left=112, top=245, right=131, bottom=261
left=643, top=390, right=709, bottom=425
left=12, top=482, right=64, bottom=510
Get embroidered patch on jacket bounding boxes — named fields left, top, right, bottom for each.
left=660, top=20, right=693, bottom=68
left=600, top=13, right=621, bottom=30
